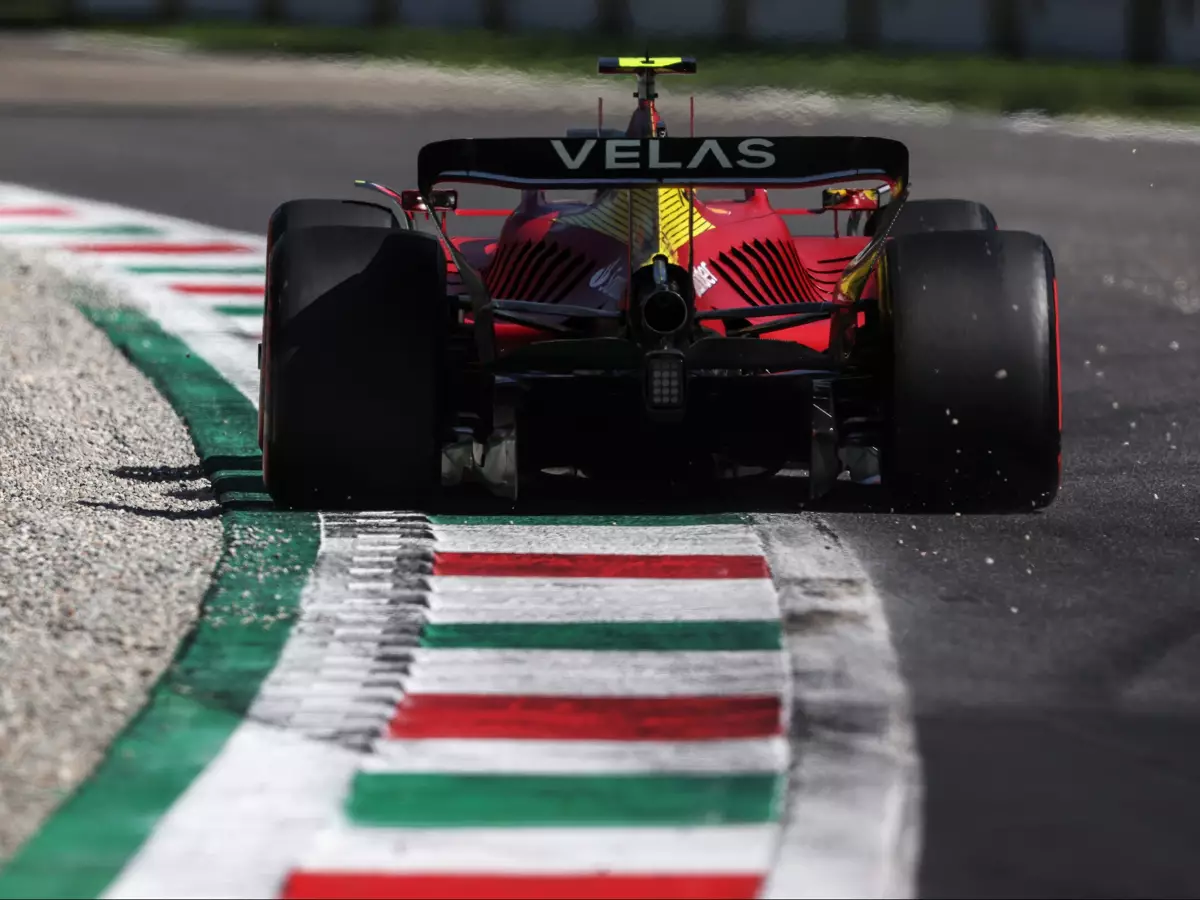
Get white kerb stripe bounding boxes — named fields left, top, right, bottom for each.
left=427, top=577, right=779, bottom=622
left=405, top=649, right=787, bottom=696
left=297, top=822, right=779, bottom=874
left=364, top=737, right=788, bottom=774
left=432, top=523, right=764, bottom=556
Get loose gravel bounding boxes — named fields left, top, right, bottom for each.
left=0, top=250, right=222, bottom=861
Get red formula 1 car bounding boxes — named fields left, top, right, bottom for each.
left=258, top=56, right=1062, bottom=512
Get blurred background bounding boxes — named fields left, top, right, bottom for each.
left=3, top=4, right=1200, bottom=900
left=2, top=0, right=1198, bottom=63
left=3, top=0, right=1198, bottom=125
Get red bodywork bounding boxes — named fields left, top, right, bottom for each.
left=439, top=187, right=877, bottom=353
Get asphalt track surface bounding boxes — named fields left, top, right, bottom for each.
left=3, top=95, right=1199, bottom=898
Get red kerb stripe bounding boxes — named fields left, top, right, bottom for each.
left=388, top=694, right=783, bottom=741
left=170, top=283, right=264, bottom=295
left=433, top=552, right=769, bottom=579
left=0, top=206, right=72, bottom=217
left=282, top=872, right=763, bottom=900
left=65, top=241, right=254, bottom=254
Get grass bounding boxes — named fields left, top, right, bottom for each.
left=85, top=22, right=1200, bottom=124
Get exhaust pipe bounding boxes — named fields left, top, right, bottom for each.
left=635, top=254, right=692, bottom=339
left=641, top=287, right=689, bottom=335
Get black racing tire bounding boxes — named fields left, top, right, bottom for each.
left=262, top=225, right=447, bottom=510
left=266, top=198, right=398, bottom=258
left=257, top=199, right=399, bottom=418
left=883, top=229, right=1061, bottom=512
left=867, top=198, right=997, bottom=237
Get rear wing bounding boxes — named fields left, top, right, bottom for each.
left=416, top=136, right=908, bottom=197
left=411, top=136, right=910, bottom=361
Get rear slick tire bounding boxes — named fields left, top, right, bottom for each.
left=266, top=198, right=398, bottom=258
left=262, top=225, right=447, bottom=510
left=868, top=198, right=997, bottom=237
left=883, top=229, right=1061, bottom=512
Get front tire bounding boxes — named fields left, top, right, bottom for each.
left=883, top=229, right=1061, bottom=511
left=262, top=225, right=447, bottom=510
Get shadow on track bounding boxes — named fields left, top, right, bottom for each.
left=77, top=499, right=222, bottom=520
left=110, top=463, right=205, bottom=483
left=430, top=472, right=1052, bottom=519
left=429, top=470, right=904, bottom=519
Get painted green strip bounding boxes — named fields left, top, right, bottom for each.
left=0, top=308, right=317, bottom=899
left=430, top=514, right=748, bottom=526
left=125, top=265, right=266, bottom=275
left=214, top=304, right=264, bottom=317
left=348, top=773, right=779, bottom=827
left=0, top=224, right=164, bottom=236
left=421, top=621, right=780, bottom=651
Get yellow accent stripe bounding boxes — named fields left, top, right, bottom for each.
left=557, top=188, right=714, bottom=268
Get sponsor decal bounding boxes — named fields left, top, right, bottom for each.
left=589, top=258, right=627, bottom=300
left=551, top=138, right=777, bottom=172
left=692, top=261, right=719, bottom=299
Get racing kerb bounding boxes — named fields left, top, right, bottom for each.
left=0, top=181, right=918, bottom=900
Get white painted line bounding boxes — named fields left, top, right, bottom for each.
left=338, top=599, right=424, bottom=610
left=140, top=272, right=264, bottom=286
left=298, top=821, right=780, bottom=874
left=289, top=627, right=415, bottom=643
left=432, top=523, right=765, bottom=556
left=328, top=510, right=426, bottom=518
left=253, top=694, right=395, bottom=714
left=343, top=510, right=422, bottom=517
left=101, top=722, right=359, bottom=900
left=266, top=648, right=412, bottom=666
left=287, top=709, right=391, bottom=730
left=405, top=649, right=787, bottom=697
left=301, top=723, right=393, bottom=739
left=260, top=676, right=402, bottom=696
left=365, top=737, right=788, bottom=775
left=293, top=608, right=403, bottom=621
left=303, top=599, right=399, bottom=611
left=754, top=515, right=919, bottom=900
left=259, top=665, right=378, bottom=684
left=252, top=682, right=398, bottom=701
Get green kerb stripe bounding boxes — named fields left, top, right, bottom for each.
left=125, top=265, right=266, bottom=275
left=215, top=305, right=263, bottom=317
left=421, top=620, right=780, bottom=651
left=0, top=308, right=317, bottom=900
left=348, top=773, right=780, bottom=827
left=0, top=224, right=164, bottom=236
